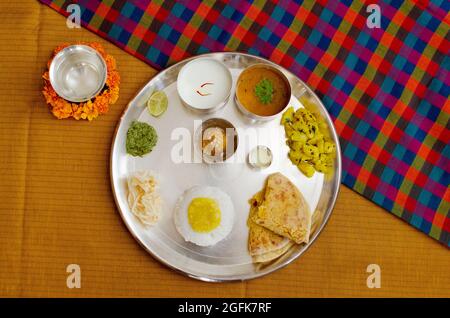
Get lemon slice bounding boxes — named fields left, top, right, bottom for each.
left=147, top=90, right=168, bottom=117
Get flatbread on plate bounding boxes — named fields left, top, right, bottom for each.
left=250, top=172, right=311, bottom=244
left=251, top=240, right=294, bottom=263
left=248, top=191, right=292, bottom=262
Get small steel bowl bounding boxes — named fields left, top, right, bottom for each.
left=248, top=145, right=273, bottom=169
left=195, top=118, right=238, bottom=164
left=177, top=58, right=232, bottom=114
left=235, top=63, right=291, bottom=122
left=49, top=45, right=107, bottom=103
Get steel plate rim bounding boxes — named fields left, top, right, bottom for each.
left=110, top=52, right=342, bottom=282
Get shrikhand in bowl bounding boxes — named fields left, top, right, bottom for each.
left=177, top=58, right=232, bottom=113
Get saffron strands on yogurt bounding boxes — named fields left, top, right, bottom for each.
left=196, top=82, right=214, bottom=96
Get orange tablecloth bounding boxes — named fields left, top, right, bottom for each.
left=0, top=2, right=448, bottom=297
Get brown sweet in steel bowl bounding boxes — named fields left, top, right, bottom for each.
left=196, top=118, right=238, bottom=163
left=236, top=64, right=291, bottom=118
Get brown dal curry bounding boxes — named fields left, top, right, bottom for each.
left=237, top=66, right=290, bottom=116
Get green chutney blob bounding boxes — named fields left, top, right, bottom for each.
left=126, top=120, right=158, bottom=157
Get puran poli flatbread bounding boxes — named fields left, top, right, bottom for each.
left=250, top=172, right=311, bottom=244
left=248, top=191, right=292, bottom=262
left=252, top=240, right=294, bottom=263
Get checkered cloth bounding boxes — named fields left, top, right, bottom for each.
left=39, top=0, right=450, bottom=246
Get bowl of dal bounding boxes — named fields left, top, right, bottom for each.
left=235, top=64, right=291, bottom=121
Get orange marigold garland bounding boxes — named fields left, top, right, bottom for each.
left=42, top=43, right=120, bottom=120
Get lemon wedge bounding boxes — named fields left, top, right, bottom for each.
left=147, top=90, right=168, bottom=117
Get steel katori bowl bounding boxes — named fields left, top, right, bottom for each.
left=194, top=118, right=239, bottom=164
left=234, top=63, right=291, bottom=122
left=177, top=58, right=232, bottom=114
left=49, top=45, right=107, bottom=103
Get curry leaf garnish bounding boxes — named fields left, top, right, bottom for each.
left=254, top=78, right=274, bottom=104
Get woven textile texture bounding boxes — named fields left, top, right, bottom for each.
left=39, top=0, right=450, bottom=246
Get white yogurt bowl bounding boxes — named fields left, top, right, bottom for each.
left=177, top=58, right=232, bottom=113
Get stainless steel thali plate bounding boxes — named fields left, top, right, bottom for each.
left=110, top=52, right=341, bottom=282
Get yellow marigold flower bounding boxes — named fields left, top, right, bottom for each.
left=80, top=100, right=99, bottom=121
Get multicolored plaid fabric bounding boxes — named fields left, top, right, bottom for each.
left=39, top=0, right=450, bottom=246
